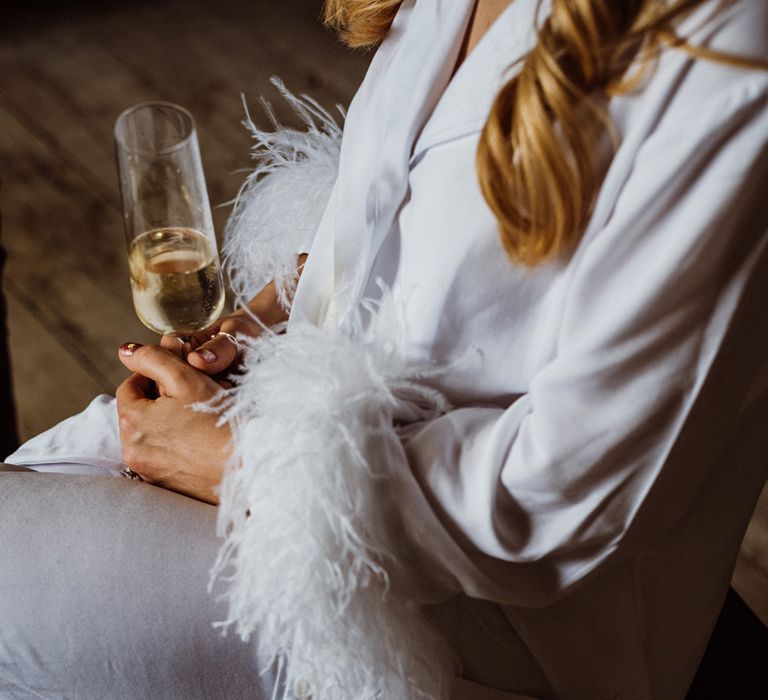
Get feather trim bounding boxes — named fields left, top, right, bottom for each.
left=223, top=77, right=342, bottom=308
left=208, top=295, right=456, bottom=699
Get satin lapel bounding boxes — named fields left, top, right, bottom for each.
left=411, top=0, right=547, bottom=163
left=329, top=0, right=476, bottom=326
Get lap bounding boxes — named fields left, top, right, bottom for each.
left=0, top=472, right=280, bottom=699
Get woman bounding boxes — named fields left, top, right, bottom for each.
left=2, top=0, right=767, bottom=698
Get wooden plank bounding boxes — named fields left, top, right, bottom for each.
left=193, top=0, right=371, bottom=99
left=4, top=283, right=107, bottom=442
left=0, top=0, right=368, bottom=236
left=0, top=104, right=156, bottom=392
left=0, top=32, right=251, bottom=238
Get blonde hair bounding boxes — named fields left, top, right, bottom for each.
left=325, top=0, right=767, bottom=266
left=324, top=0, right=404, bottom=48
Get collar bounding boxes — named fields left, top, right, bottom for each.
left=292, top=0, right=547, bottom=327
left=411, top=0, right=546, bottom=163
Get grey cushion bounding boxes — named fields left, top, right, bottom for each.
left=0, top=473, right=282, bottom=699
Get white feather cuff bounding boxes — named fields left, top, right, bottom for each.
left=209, top=297, right=456, bottom=699
left=223, top=78, right=342, bottom=308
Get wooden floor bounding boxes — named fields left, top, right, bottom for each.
left=1, top=0, right=766, bottom=626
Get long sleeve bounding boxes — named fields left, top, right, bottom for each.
left=221, top=79, right=341, bottom=307
left=211, top=15, right=768, bottom=698
left=395, top=73, right=768, bottom=607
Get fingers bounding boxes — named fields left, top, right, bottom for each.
left=184, top=322, right=223, bottom=353
left=116, top=371, right=154, bottom=405
left=115, top=372, right=155, bottom=451
left=115, top=373, right=150, bottom=474
left=160, top=334, right=187, bottom=361
left=157, top=336, right=191, bottom=396
left=118, top=342, right=210, bottom=398
left=187, top=317, right=254, bottom=375
left=187, top=333, right=239, bottom=374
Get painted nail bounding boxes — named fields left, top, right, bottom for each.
left=196, top=348, right=217, bottom=363
left=119, top=342, right=142, bottom=356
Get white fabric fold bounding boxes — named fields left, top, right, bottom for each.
left=5, top=395, right=124, bottom=476
left=292, top=0, right=477, bottom=326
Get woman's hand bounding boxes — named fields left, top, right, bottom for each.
left=116, top=342, right=230, bottom=505
left=162, top=305, right=268, bottom=377
left=162, top=254, right=308, bottom=376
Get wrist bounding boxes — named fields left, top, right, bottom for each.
left=241, top=253, right=308, bottom=327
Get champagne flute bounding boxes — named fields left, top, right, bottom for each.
left=114, top=101, right=225, bottom=337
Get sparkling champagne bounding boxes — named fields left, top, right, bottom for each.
left=128, top=227, right=224, bottom=335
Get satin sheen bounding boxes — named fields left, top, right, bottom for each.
left=291, top=1, right=768, bottom=698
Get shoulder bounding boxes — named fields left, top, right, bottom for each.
left=673, top=0, right=768, bottom=94
left=682, top=0, right=768, bottom=64
left=611, top=0, right=768, bottom=142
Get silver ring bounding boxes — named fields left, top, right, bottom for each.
left=212, top=331, right=240, bottom=351
left=120, top=467, right=143, bottom=481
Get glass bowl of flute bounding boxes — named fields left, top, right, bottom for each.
left=114, top=101, right=224, bottom=337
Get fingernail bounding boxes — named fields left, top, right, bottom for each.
left=119, top=342, right=142, bottom=356
left=195, top=348, right=217, bottom=363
